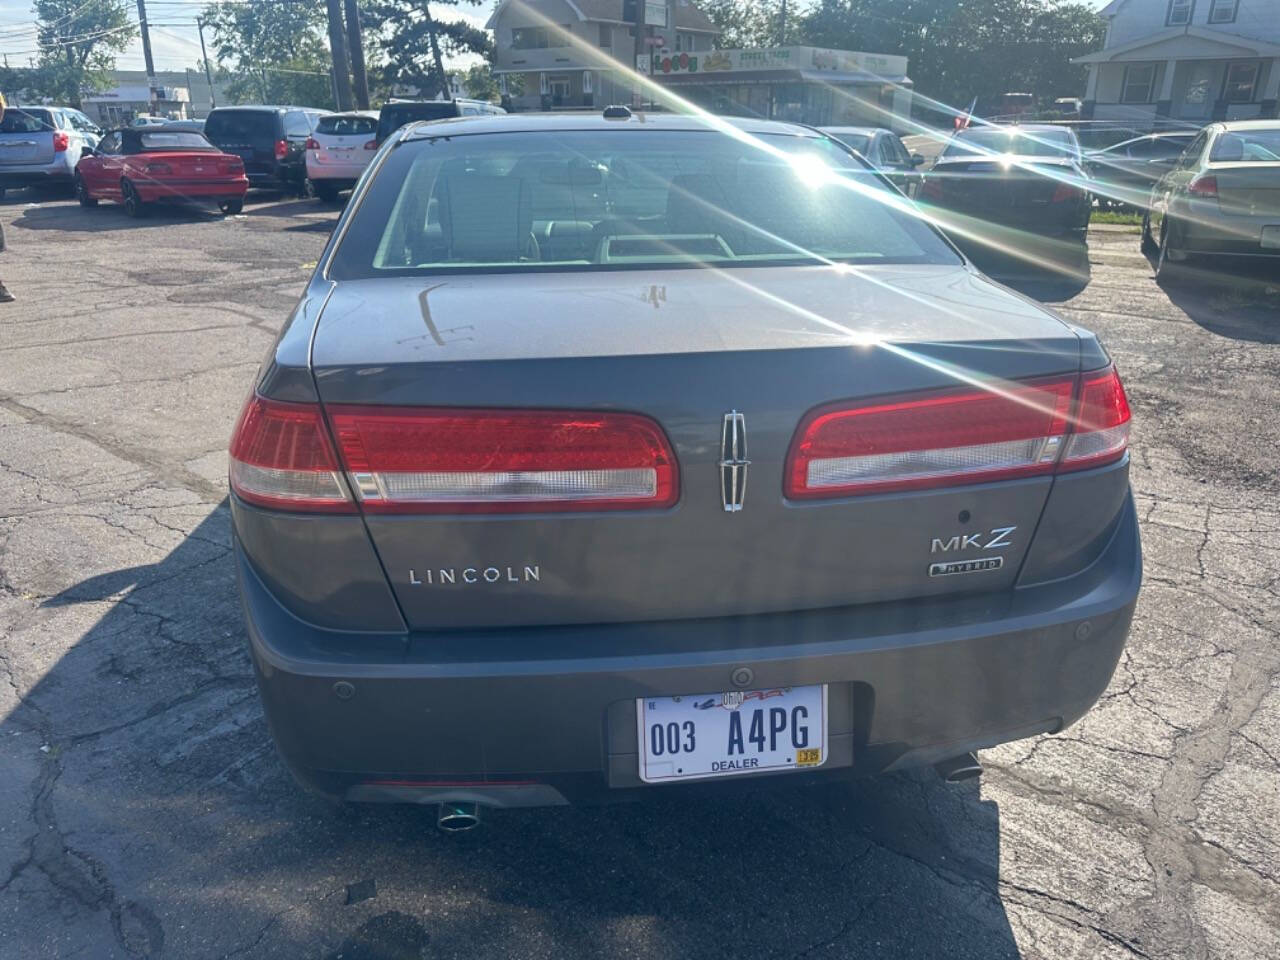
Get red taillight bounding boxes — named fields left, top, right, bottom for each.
left=785, top=365, right=1130, bottom=499
left=326, top=407, right=679, bottom=513
left=52, top=131, right=69, bottom=152
left=1050, top=182, right=1079, bottom=203
left=228, top=395, right=353, bottom=513
left=1188, top=175, right=1218, bottom=199
left=364, top=139, right=378, bottom=150
left=305, top=137, right=320, bottom=151
left=1058, top=365, right=1131, bottom=472
left=274, top=138, right=288, bottom=160
left=920, top=177, right=943, bottom=200
left=218, top=156, right=244, bottom=175
left=144, top=161, right=172, bottom=175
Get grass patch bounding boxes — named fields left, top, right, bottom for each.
left=1091, top=210, right=1144, bottom=226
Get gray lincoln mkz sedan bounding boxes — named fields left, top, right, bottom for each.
left=230, top=112, right=1140, bottom=824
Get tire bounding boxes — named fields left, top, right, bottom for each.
left=121, top=180, right=146, bottom=218
left=1140, top=211, right=1157, bottom=256
left=313, top=181, right=338, bottom=203
left=75, top=173, right=98, bottom=208
left=1155, top=217, right=1188, bottom=283
left=218, top=198, right=244, bottom=215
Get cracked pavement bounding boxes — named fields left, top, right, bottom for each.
left=0, top=193, right=1277, bottom=959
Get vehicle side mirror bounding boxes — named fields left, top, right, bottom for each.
left=910, top=153, right=925, bottom=167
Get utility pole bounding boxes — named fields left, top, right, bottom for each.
left=135, top=0, right=157, bottom=112
left=324, top=0, right=354, bottom=111
left=778, top=0, right=789, bottom=45
left=343, top=0, right=370, bottom=109
left=196, top=16, right=216, bottom=110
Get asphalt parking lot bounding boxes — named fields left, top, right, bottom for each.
left=0, top=190, right=1277, bottom=960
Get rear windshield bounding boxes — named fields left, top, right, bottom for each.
left=330, top=128, right=958, bottom=279
left=139, top=131, right=217, bottom=151
left=205, top=110, right=278, bottom=145
left=1211, top=129, right=1280, bottom=163
left=826, top=132, right=871, bottom=155
left=318, top=115, right=377, bottom=136
left=1, top=109, right=54, bottom=134
left=377, top=103, right=459, bottom=142
left=944, top=127, right=1077, bottom=158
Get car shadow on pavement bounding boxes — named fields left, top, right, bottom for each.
left=1147, top=254, right=1280, bottom=344
left=10, top=200, right=229, bottom=233
left=958, top=233, right=1092, bottom=303
left=3, top=505, right=1024, bottom=959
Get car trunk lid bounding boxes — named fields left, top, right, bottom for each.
left=1210, top=162, right=1280, bottom=217
left=205, top=110, right=278, bottom=175
left=0, top=109, right=56, bottom=165
left=308, top=265, right=1087, bottom=630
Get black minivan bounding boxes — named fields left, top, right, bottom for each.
left=204, top=106, right=327, bottom=194
left=374, top=98, right=505, bottom=146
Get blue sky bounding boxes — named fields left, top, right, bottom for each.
left=0, top=0, right=1110, bottom=75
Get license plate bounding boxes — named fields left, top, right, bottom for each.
left=637, top=685, right=827, bottom=783
left=1261, top=225, right=1280, bottom=249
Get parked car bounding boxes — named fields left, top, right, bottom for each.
left=305, top=110, right=378, bottom=201
left=204, top=105, right=326, bottom=194
left=920, top=124, right=1092, bottom=233
left=819, top=126, right=924, bottom=197
left=74, top=127, right=248, bottom=216
left=228, top=111, right=1139, bottom=820
left=1143, top=120, right=1280, bottom=279
left=162, top=119, right=206, bottom=134
left=1084, top=131, right=1198, bottom=209
left=374, top=98, right=505, bottom=146
left=131, top=115, right=169, bottom=127
left=0, top=105, right=102, bottom=198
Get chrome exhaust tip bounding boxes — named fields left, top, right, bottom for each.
left=934, top=751, right=983, bottom=783
left=436, top=801, right=482, bottom=833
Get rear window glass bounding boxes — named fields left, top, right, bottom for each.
left=139, top=131, right=217, bottom=151
left=1211, top=129, right=1280, bottom=163
left=1, top=109, right=54, bottom=134
left=205, top=111, right=278, bottom=144
left=318, top=115, right=378, bottom=136
left=331, top=128, right=958, bottom=279
left=377, top=103, right=459, bottom=141
left=827, top=132, right=870, bottom=155
left=945, top=127, right=1077, bottom=158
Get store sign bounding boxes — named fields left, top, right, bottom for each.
left=653, top=46, right=908, bottom=78
left=643, top=1, right=668, bottom=26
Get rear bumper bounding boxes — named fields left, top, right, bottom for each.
left=305, top=158, right=368, bottom=183
left=239, top=493, right=1141, bottom=807
left=134, top=179, right=248, bottom=202
left=0, top=161, right=73, bottom=187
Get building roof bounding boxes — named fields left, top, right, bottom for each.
left=487, top=0, right=718, bottom=33
left=1073, top=24, right=1280, bottom=63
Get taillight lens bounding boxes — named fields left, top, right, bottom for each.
left=1050, top=182, right=1079, bottom=203
left=305, top=137, right=320, bottom=151
left=228, top=395, right=353, bottom=512
left=364, top=139, right=378, bottom=150
left=1059, top=365, right=1130, bottom=471
left=1188, top=175, right=1218, bottom=199
left=52, top=131, right=69, bottom=152
left=326, top=407, right=678, bottom=513
left=920, top=177, right=943, bottom=200
left=785, top=365, right=1130, bottom=499
left=274, top=138, right=289, bottom=160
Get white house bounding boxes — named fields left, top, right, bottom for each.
left=1075, top=0, right=1280, bottom=126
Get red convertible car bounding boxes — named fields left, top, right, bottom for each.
left=75, top=127, right=248, bottom=216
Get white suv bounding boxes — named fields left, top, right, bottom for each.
left=0, top=105, right=102, bottom=198
left=304, top=111, right=379, bottom=202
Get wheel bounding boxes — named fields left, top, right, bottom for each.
left=1154, top=217, right=1188, bottom=283
left=75, top=173, right=98, bottom=207
left=313, top=181, right=338, bottom=203
left=218, top=197, right=244, bottom=215
left=1140, top=211, right=1157, bottom=256
left=121, top=180, right=146, bottom=218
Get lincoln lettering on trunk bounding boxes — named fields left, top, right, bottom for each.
left=408, top=566, right=541, bottom=585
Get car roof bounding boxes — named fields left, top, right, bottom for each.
left=398, top=113, right=822, bottom=140
left=208, top=105, right=316, bottom=113
left=322, top=110, right=379, bottom=118
left=819, top=126, right=884, bottom=136
left=1216, top=119, right=1280, bottom=131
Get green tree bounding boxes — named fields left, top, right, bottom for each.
left=454, top=63, right=500, bottom=102
left=700, top=0, right=783, bottom=49
left=364, top=1, right=490, bottom=99
left=801, top=0, right=1102, bottom=114
left=201, top=0, right=334, bottom=106
left=33, top=0, right=136, bottom=106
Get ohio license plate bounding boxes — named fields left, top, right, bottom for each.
left=1261, top=225, right=1280, bottom=249
left=637, top=685, right=827, bottom=783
